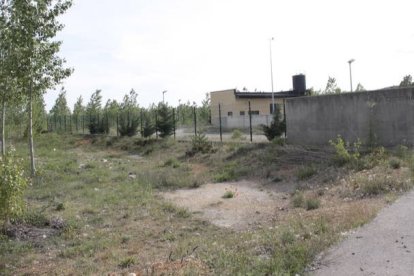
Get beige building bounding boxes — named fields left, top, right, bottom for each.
left=209, top=75, right=308, bottom=129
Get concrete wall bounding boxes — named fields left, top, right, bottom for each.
left=286, top=87, right=414, bottom=146
left=211, top=115, right=272, bottom=130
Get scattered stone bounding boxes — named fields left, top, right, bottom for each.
left=352, top=252, right=355, bottom=255
left=102, top=159, right=108, bottom=163
left=50, top=217, right=65, bottom=229
left=128, top=173, right=137, bottom=179
left=128, top=273, right=136, bottom=276
left=360, top=267, right=364, bottom=271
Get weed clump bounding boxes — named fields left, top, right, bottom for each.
left=389, top=158, right=401, bottom=169
left=163, top=158, right=181, bottom=168
left=291, top=192, right=304, bottom=208
left=190, top=133, right=212, bottom=155
left=0, top=149, right=28, bottom=228
left=329, top=136, right=362, bottom=169
left=304, top=198, right=320, bottom=210
left=118, top=257, right=135, bottom=268
left=296, top=165, right=317, bottom=180
left=231, top=129, right=244, bottom=140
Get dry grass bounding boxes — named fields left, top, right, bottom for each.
left=0, top=134, right=411, bottom=275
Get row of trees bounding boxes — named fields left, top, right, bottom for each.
left=48, top=89, right=211, bottom=137
left=309, top=75, right=413, bottom=95
left=0, top=0, right=73, bottom=176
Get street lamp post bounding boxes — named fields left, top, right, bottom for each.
left=348, top=59, right=355, bottom=92
left=269, top=37, right=275, bottom=113
left=162, top=90, right=167, bottom=103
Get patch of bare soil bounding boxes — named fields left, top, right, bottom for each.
left=163, top=180, right=289, bottom=231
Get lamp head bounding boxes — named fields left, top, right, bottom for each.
left=348, top=59, right=355, bottom=64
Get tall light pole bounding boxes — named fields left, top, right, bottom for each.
left=162, top=90, right=167, bottom=103
left=269, top=37, right=275, bottom=113
left=348, top=59, right=355, bottom=92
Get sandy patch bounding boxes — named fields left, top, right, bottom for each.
left=163, top=180, right=289, bottom=230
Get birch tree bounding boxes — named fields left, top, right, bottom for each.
left=10, top=0, right=73, bottom=176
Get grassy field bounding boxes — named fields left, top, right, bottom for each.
left=0, top=133, right=412, bottom=275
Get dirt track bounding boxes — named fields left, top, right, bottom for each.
left=163, top=180, right=290, bottom=231
left=314, top=190, right=414, bottom=276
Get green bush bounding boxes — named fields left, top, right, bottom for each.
left=305, top=198, right=320, bottom=210
left=329, top=136, right=361, bottom=167
left=297, top=165, right=317, bottom=180
left=0, top=149, right=28, bottom=228
left=389, top=158, right=401, bottom=169
left=231, top=129, right=244, bottom=140
left=261, top=108, right=286, bottom=141
left=163, top=158, right=181, bottom=168
left=191, top=133, right=212, bottom=154
left=118, top=113, right=139, bottom=137
left=291, top=192, right=304, bottom=208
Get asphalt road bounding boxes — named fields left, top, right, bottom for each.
left=314, top=190, right=414, bottom=276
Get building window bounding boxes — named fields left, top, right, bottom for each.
left=270, top=103, right=278, bottom=114
left=228, top=111, right=233, bottom=116
left=250, top=111, right=259, bottom=115
left=240, top=111, right=245, bottom=116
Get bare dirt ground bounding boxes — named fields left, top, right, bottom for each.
left=163, top=180, right=290, bottom=231
left=314, top=189, right=414, bottom=276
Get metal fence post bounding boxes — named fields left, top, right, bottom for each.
left=116, top=113, right=119, bottom=137
left=140, top=109, right=143, bottom=137
left=249, top=101, right=252, bottom=142
left=283, top=99, right=287, bottom=138
left=219, top=104, right=222, bottom=142
left=173, top=108, right=176, bottom=140
left=193, top=106, right=197, bottom=136
left=155, top=111, right=158, bottom=140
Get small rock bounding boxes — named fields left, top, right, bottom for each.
left=42, top=234, right=47, bottom=239
left=94, top=188, right=99, bottom=191
left=128, top=273, right=136, bottom=276
left=102, top=159, right=108, bottom=163
left=128, top=173, right=137, bottom=179
left=352, top=252, right=355, bottom=255
left=360, top=267, right=364, bottom=271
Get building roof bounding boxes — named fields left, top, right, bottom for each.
left=234, top=90, right=301, bottom=99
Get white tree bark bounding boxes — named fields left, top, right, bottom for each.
left=1, top=99, right=5, bottom=157
left=28, top=81, right=35, bottom=177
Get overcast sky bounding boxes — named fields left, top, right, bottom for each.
left=45, top=0, right=414, bottom=111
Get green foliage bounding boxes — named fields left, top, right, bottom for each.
left=73, top=96, right=85, bottom=117
left=50, top=88, right=71, bottom=117
left=355, top=83, right=366, bottom=92
left=163, top=158, right=181, bottom=168
left=297, top=165, right=317, bottom=180
left=399, top=75, right=413, bottom=87
left=156, top=103, right=174, bottom=138
left=191, top=133, right=212, bottom=154
left=231, top=129, right=244, bottom=140
left=396, top=145, right=409, bottom=159
left=324, top=77, right=341, bottom=94
left=138, top=109, right=155, bottom=138
left=118, top=90, right=139, bottom=137
left=222, top=187, right=238, bottom=199
left=261, top=107, right=286, bottom=141
left=389, top=158, right=401, bottom=169
left=305, top=198, right=320, bottom=210
left=214, top=162, right=238, bottom=182
left=329, top=136, right=361, bottom=167
left=118, top=257, right=135, bottom=268
left=86, top=90, right=105, bottom=134
left=0, top=149, right=28, bottom=227
left=291, top=192, right=304, bottom=208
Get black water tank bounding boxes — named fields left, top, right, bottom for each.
left=292, top=74, right=306, bottom=95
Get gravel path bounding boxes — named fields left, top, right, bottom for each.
left=314, top=190, right=414, bottom=276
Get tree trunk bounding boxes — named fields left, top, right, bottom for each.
left=28, top=82, right=36, bottom=177
left=1, top=98, right=5, bottom=157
